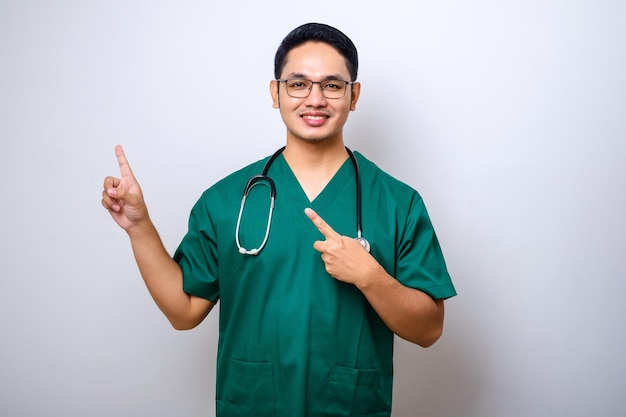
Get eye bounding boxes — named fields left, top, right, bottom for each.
left=288, top=80, right=309, bottom=90
left=323, top=81, right=344, bottom=90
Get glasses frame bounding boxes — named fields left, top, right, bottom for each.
left=276, top=78, right=356, bottom=99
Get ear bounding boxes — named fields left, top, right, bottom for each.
left=350, top=82, right=361, bottom=111
left=270, top=80, right=280, bottom=109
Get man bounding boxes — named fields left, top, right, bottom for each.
left=102, top=23, right=455, bottom=417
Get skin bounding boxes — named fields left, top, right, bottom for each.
left=270, top=42, right=361, bottom=201
left=305, top=207, right=444, bottom=347
left=102, top=40, right=444, bottom=346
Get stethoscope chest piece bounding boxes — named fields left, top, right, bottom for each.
left=356, top=237, right=371, bottom=253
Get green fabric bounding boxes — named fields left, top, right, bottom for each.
left=174, top=152, right=456, bottom=417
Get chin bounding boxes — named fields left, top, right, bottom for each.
left=288, top=131, right=329, bottom=143
left=298, top=130, right=341, bottom=143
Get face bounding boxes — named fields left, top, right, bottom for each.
left=270, top=41, right=360, bottom=145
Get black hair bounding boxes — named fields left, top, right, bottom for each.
left=274, top=23, right=359, bottom=81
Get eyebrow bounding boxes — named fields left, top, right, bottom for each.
left=284, top=72, right=348, bottom=81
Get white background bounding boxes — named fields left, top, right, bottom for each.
left=1, top=1, right=625, bottom=416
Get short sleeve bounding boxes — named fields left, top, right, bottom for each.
left=396, top=194, right=456, bottom=300
left=173, top=194, right=221, bottom=302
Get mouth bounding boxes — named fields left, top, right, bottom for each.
left=301, top=114, right=329, bottom=127
left=301, top=114, right=329, bottom=121
left=301, top=111, right=330, bottom=125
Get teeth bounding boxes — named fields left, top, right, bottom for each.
left=303, top=115, right=326, bottom=120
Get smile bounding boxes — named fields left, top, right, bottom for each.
left=301, top=114, right=329, bottom=127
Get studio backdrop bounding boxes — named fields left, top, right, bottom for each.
left=1, top=1, right=625, bottom=416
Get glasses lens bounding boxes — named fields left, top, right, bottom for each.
left=285, top=80, right=312, bottom=98
left=320, top=80, right=347, bottom=99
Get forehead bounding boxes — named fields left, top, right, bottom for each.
left=281, top=41, right=350, bottom=79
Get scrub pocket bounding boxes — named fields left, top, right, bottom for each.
left=216, top=358, right=276, bottom=417
left=322, top=365, right=390, bottom=417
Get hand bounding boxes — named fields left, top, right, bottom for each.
left=101, top=145, right=149, bottom=231
left=306, top=209, right=445, bottom=347
left=305, top=207, right=381, bottom=287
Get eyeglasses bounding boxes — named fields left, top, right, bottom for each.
left=276, top=78, right=355, bottom=99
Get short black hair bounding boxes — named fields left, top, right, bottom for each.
left=274, top=23, right=358, bottom=81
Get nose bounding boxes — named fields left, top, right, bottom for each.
left=305, top=82, right=327, bottom=106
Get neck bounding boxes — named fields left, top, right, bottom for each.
left=283, top=137, right=348, bottom=170
left=282, top=138, right=349, bottom=201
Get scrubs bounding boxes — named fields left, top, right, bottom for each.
left=174, top=152, right=456, bottom=417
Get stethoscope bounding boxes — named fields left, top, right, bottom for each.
left=235, top=146, right=370, bottom=255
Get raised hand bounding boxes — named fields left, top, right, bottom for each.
left=304, top=207, right=381, bottom=287
left=101, top=145, right=150, bottom=231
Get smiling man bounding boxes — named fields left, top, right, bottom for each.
left=102, top=23, right=456, bottom=417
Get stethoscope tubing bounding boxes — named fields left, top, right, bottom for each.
left=236, top=146, right=369, bottom=255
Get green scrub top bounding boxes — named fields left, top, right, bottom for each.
left=174, top=152, right=456, bottom=417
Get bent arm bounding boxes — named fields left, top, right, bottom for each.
left=305, top=207, right=446, bottom=347
left=356, top=265, right=444, bottom=347
left=102, top=145, right=213, bottom=329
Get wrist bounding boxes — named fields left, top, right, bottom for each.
left=355, top=262, right=390, bottom=292
left=126, top=217, right=156, bottom=239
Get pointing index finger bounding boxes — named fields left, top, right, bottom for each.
left=115, top=145, right=134, bottom=177
left=304, top=208, right=340, bottom=240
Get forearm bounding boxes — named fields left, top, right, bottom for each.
left=357, top=267, right=444, bottom=347
left=103, top=146, right=213, bottom=329
left=304, top=209, right=445, bottom=345
left=127, top=219, right=210, bottom=329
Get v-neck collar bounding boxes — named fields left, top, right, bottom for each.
left=272, top=153, right=354, bottom=208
